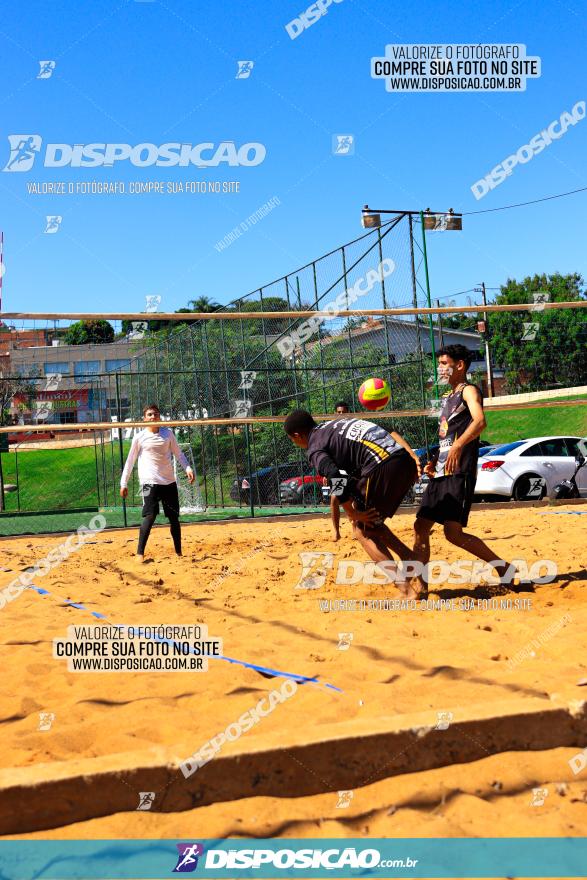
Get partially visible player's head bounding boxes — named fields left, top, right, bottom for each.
left=143, top=403, right=161, bottom=421
left=335, top=401, right=350, bottom=414
left=437, top=345, right=473, bottom=384
left=284, top=409, right=317, bottom=448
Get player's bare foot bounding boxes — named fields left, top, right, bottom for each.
left=399, top=576, right=428, bottom=600
left=136, top=554, right=146, bottom=564
left=331, top=528, right=341, bottom=542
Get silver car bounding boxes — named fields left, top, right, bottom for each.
left=474, top=436, right=587, bottom=501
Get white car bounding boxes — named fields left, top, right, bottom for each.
left=474, top=436, right=587, bottom=501
left=413, top=444, right=500, bottom=500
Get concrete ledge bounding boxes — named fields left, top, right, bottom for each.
left=484, top=386, right=587, bottom=406
left=0, top=698, right=585, bottom=835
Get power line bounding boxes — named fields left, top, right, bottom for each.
left=463, top=185, right=587, bottom=216
left=434, top=288, right=477, bottom=303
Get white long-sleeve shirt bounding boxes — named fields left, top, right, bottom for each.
left=120, top=428, right=190, bottom=488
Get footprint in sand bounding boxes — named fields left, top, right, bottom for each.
left=26, top=664, right=54, bottom=676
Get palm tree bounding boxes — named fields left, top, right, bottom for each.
left=188, top=296, right=221, bottom=313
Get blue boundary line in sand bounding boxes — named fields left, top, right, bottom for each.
left=538, top=510, right=587, bottom=515
left=25, top=583, right=343, bottom=692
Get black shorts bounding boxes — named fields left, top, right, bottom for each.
left=355, top=449, right=417, bottom=524
left=416, top=473, right=476, bottom=527
left=141, top=482, right=180, bottom=519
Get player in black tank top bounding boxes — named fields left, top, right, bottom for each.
left=434, top=381, right=480, bottom=479
left=413, top=345, right=521, bottom=597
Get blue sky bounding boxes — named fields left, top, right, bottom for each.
left=0, top=0, right=585, bottom=318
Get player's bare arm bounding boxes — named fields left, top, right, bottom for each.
left=390, top=431, right=422, bottom=479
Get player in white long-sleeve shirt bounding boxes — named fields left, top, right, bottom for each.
left=119, top=403, right=194, bottom=562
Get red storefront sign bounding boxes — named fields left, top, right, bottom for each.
left=13, top=389, right=93, bottom=411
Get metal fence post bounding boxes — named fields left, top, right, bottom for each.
left=419, top=210, right=439, bottom=397
left=312, top=262, right=328, bottom=412
left=408, top=214, right=429, bottom=452
left=245, top=422, right=255, bottom=518
left=93, top=426, right=101, bottom=509
left=115, top=373, right=127, bottom=527
left=15, top=445, right=21, bottom=512
left=377, top=228, right=395, bottom=404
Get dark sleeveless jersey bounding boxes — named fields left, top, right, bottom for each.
left=434, top=383, right=482, bottom=478
left=307, top=418, right=402, bottom=479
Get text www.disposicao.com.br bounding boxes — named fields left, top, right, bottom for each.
left=70, top=657, right=202, bottom=671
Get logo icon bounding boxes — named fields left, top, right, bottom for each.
left=522, top=322, right=539, bottom=341
left=524, top=476, right=546, bottom=499
left=238, top=370, right=257, bottom=390
left=330, top=476, right=347, bottom=497
left=145, top=295, right=161, bottom=313
left=44, top=373, right=62, bottom=391
left=173, top=843, right=204, bottom=873
left=569, top=747, right=587, bottom=776
left=129, top=320, right=148, bottom=338
left=532, top=291, right=550, bottom=312
left=45, top=216, right=62, bottom=234
left=332, top=134, right=354, bottom=156
left=336, top=790, right=354, bottom=809
left=232, top=399, right=253, bottom=418
left=37, top=60, right=56, bottom=79
left=434, top=710, right=453, bottom=731
left=295, top=552, right=334, bottom=589
left=426, top=212, right=449, bottom=232
left=337, top=632, right=353, bottom=651
left=35, top=401, right=52, bottom=421
left=530, top=787, right=549, bottom=806
left=4, top=135, right=42, bottom=172
left=38, top=712, right=56, bottom=731
left=136, top=791, right=156, bottom=810
left=236, top=61, right=254, bottom=79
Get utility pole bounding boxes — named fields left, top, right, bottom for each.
left=436, top=299, right=445, bottom=348
left=418, top=211, right=439, bottom=397
left=476, top=282, right=495, bottom=398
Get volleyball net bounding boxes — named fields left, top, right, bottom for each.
left=0, top=298, right=585, bottom=535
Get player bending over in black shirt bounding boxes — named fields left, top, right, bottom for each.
left=284, top=410, right=421, bottom=596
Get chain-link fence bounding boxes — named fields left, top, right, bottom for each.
left=1, top=215, right=586, bottom=534
left=75, top=215, right=443, bottom=523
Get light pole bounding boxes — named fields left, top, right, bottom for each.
left=474, top=282, right=495, bottom=398
left=361, top=205, right=463, bottom=403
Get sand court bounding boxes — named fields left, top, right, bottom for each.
left=0, top=505, right=586, bottom=839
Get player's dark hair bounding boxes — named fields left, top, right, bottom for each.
left=284, top=409, right=317, bottom=436
left=143, top=402, right=160, bottom=415
left=335, top=401, right=350, bottom=411
left=437, top=345, right=474, bottom=369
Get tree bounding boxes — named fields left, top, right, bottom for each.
left=488, top=273, right=587, bottom=393
left=188, top=296, right=221, bottom=313
left=64, top=320, right=114, bottom=345
left=441, top=311, right=479, bottom=331
left=235, top=296, right=293, bottom=335
left=120, top=298, right=223, bottom=337
left=0, top=374, right=39, bottom=511
left=0, top=375, right=39, bottom=426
